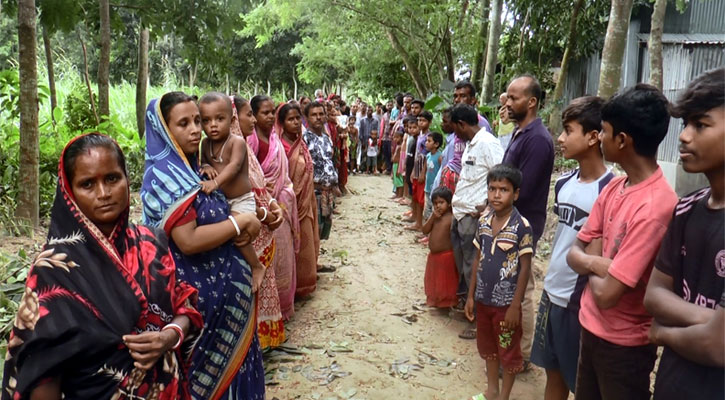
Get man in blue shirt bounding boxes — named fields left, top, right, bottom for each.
left=502, top=74, right=555, bottom=369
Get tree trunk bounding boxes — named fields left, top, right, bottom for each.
left=648, top=0, right=667, bottom=90
left=136, top=27, right=149, bottom=138
left=79, top=30, right=100, bottom=125
left=471, top=0, right=490, bottom=89
left=293, top=67, right=298, bottom=100
left=385, top=27, right=428, bottom=97
left=598, top=0, right=634, bottom=98
left=17, top=0, right=39, bottom=228
left=481, top=0, right=503, bottom=103
left=443, top=30, right=455, bottom=82
left=98, top=0, right=111, bottom=118
left=518, top=7, right=531, bottom=59
left=548, top=0, right=585, bottom=135
left=42, top=25, right=57, bottom=123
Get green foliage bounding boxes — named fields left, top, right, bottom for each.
left=63, top=81, right=99, bottom=132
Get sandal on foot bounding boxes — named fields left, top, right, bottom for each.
left=458, top=327, right=477, bottom=340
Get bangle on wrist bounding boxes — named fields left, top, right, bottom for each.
left=162, top=323, right=184, bottom=350
left=213, top=179, right=219, bottom=189
left=269, top=198, right=277, bottom=204
left=228, top=215, right=241, bottom=235
left=260, top=207, right=269, bottom=222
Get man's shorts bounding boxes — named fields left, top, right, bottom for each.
left=412, top=179, right=425, bottom=205
left=476, top=302, right=523, bottom=374
left=530, top=291, right=580, bottom=392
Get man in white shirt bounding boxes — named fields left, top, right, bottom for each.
left=450, top=104, right=504, bottom=339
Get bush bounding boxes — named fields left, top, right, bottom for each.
left=63, top=81, right=100, bottom=133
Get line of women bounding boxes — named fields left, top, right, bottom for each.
left=2, top=91, right=323, bottom=399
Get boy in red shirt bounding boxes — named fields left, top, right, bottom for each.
left=567, top=84, right=677, bottom=400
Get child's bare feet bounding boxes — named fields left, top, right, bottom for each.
left=484, top=388, right=499, bottom=400
left=404, top=224, right=421, bottom=231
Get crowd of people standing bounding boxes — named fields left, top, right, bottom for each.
left=1, top=66, right=722, bottom=400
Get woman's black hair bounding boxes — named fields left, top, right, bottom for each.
left=159, top=91, right=196, bottom=123
left=232, top=95, right=249, bottom=113
left=277, top=103, right=302, bottom=125
left=250, top=95, right=272, bottom=115
left=63, top=133, right=127, bottom=183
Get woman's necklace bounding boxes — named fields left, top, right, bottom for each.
left=209, top=135, right=230, bottom=163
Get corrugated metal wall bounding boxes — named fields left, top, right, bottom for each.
left=640, top=44, right=724, bottom=162
left=562, top=43, right=724, bottom=163
left=689, top=0, right=725, bottom=34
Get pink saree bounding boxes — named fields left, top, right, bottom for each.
left=230, top=105, right=286, bottom=347
left=247, top=111, right=299, bottom=322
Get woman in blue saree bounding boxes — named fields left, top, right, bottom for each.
left=140, top=92, right=266, bottom=400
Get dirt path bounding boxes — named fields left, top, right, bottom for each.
left=265, top=174, right=548, bottom=400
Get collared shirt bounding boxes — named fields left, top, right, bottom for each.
left=473, top=207, right=534, bottom=306
left=502, top=117, right=554, bottom=241
left=451, top=127, right=504, bottom=221
left=577, top=167, right=677, bottom=346
left=381, top=112, right=392, bottom=141
left=303, top=129, right=338, bottom=187
left=358, top=116, right=378, bottom=145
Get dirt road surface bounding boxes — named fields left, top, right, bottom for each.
left=265, top=174, right=550, bottom=400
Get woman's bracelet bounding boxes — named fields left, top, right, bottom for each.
left=162, top=323, right=184, bottom=350
left=213, top=179, right=219, bottom=189
left=228, top=215, right=241, bottom=235
left=260, top=207, right=269, bottom=222
left=269, top=198, right=277, bottom=204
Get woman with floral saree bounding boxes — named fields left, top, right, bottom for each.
left=2, top=133, right=203, bottom=400
left=277, top=103, right=320, bottom=298
left=248, top=95, right=299, bottom=326
left=231, top=95, right=289, bottom=345
left=140, top=92, right=265, bottom=399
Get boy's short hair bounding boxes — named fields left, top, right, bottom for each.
left=671, top=67, right=724, bottom=121
left=418, top=110, right=433, bottom=122
left=442, top=106, right=453, bottom=117
left=393, top=130, right=404, bottom=137
left=601, top=83, right=670, bottom=158
left=429, top=132, right=443, bottom=147
left=411, top=99, right=425, bottom=108
left=562, top=96, right=604, bottom=133
left=431, top=186, right=453, bottom=205
left=199, top=91, right=233, bottom=116
left=348, top=115, right=356, bottom=121
left=449, top=104, right=478, bottom=126
left=405, top=116, right=418, bottom=126
left=305, top=100, right=326, bottom=117
left=487, top=164, right=523, bottom=191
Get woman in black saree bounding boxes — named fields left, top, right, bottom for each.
left=2, top=133, right=203, bottom=399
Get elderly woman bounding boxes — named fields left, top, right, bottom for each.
left=2, top=133, right=203, bottom=399
left=141, top=92, right=265, bottom=399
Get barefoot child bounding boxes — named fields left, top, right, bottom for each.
left=367, top=129, right=380, bottom=174
left=391, top=130, right=405, bottom=199
left=405, top=117, right=422, bottom=230
left=465, top=164, right=533, bottom=400
left=198, top=92, right=265, bottom=291
left=422, top=132, right=443, bottom=221
left=422, top=186, right=458, bottom=307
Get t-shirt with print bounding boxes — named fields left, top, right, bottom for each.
left=544, top=168, right=614, bottom=310
left=425, top=151, right=442, bottom=194
left=367, top=138, right=379, bottom=157
left=652, top=187, right=724, bottom=400
left=473, top=207, right=534, bottom=307
left=577, top=167, right=677, bottom=346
